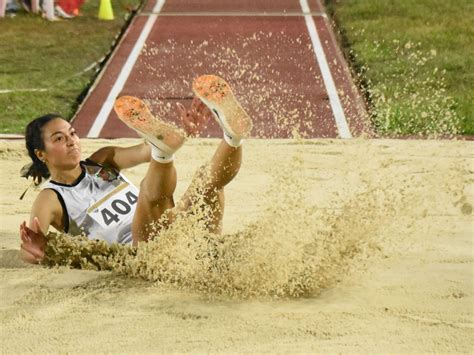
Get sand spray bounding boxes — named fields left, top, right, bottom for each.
left=41, top=144, right=406, bottom=298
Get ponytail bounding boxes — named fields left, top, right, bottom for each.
left=20, top=160, right=50, bottom=185
left=23, top=113, right=62, bottom=185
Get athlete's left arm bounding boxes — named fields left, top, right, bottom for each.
left=88, top=142, right=151, bottom=171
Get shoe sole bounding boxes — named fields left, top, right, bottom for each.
left=192, top=75, right=252, bottom=138
left=114, top=96, right=186, bottom=154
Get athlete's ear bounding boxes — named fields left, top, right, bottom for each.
left=34, top=149, right=46, bottom=163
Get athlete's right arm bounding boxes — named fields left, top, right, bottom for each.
left=19, top=190, right=63, bottom=264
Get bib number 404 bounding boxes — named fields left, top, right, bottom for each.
left=101, top=190, right=138, bottom=226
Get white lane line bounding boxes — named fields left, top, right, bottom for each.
left=0, top=134, right=24, bottom=139
left=299, top=0, right=352, bottom=138
left=139, top=11, right=327, bottom=17
left=87, top=0, right=166, bottom=138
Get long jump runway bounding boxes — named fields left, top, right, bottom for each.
left=72, top=0, right=371, bottom=139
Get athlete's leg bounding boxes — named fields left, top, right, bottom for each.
left=132, top=160, right=177, bottom=243
left=206, top=140, right=242, bottom=190
left=176, top=75, right=251, bottom=233
left=114, top=96, right=185, bottom=244
left=177, top=141, right=241, bottom=233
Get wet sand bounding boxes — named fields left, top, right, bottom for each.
left=1, top=138, right=472, bottom=353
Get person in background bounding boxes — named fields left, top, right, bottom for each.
left=19, top=0, right=77, bottom=19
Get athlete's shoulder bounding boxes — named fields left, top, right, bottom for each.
left=32, top=188, right=63, bottom=220
left=34, top=188, right=62, bottom=207
left=36, top=187, right=59, bottom=201
left=32, top=187, right=65, bottom=232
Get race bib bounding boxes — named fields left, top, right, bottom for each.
left=87, top=182, right=138, bottom=229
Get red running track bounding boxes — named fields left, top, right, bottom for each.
left=72, top=0, right=371, bottom=139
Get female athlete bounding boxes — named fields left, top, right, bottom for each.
left=19, top=75, right=252, bottom=264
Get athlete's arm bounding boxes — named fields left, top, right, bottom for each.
left=20, top=190, right=63, bottom=264
left=88, top=143, right=151, bottom=171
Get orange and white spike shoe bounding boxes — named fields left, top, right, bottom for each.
left=192, top=75, right=252, bottom=140
left=114, top=96, right=186, bottom=155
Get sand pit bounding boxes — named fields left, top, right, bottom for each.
left=1, top=138, right=472, bottom=353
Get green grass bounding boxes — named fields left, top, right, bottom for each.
left=326, top=0, right=474, bottom=136
left=0, top=0, right=141, bottom=134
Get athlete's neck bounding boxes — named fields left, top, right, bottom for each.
left=49, top=164, right=83, bottom=185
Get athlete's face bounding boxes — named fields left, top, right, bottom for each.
left=35, top=118, right=82, bottom=170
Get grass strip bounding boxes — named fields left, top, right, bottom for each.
left=0, top=0, right=142, bottom=134
left=326, top=0, right=473, bottom=136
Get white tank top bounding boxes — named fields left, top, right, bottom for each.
left=42, top=160, right=139, bottom=245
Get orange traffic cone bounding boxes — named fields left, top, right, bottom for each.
left=98, top=0, right=114, bottom=20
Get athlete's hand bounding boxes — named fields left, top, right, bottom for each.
left=19, top=217, right=46, bottom=264
left=177, top=97, right=212, bottom=137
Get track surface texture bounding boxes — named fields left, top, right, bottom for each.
left=72, top=0, right=370, bottom=139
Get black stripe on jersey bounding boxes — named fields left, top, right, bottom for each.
left=49, top=165, right=86, bottom=187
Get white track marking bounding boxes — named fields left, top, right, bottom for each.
left=0, top=88, right=48, bottom=94
left=87, top=0, right=166, bottom=138
left=140, top=11, right=327, bottom=17
left=299, top=0, right=352, bottom=138
left=0, top=134, right=24, bottom=139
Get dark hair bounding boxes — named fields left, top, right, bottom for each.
left=24, top=113, right=63, bottom=184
